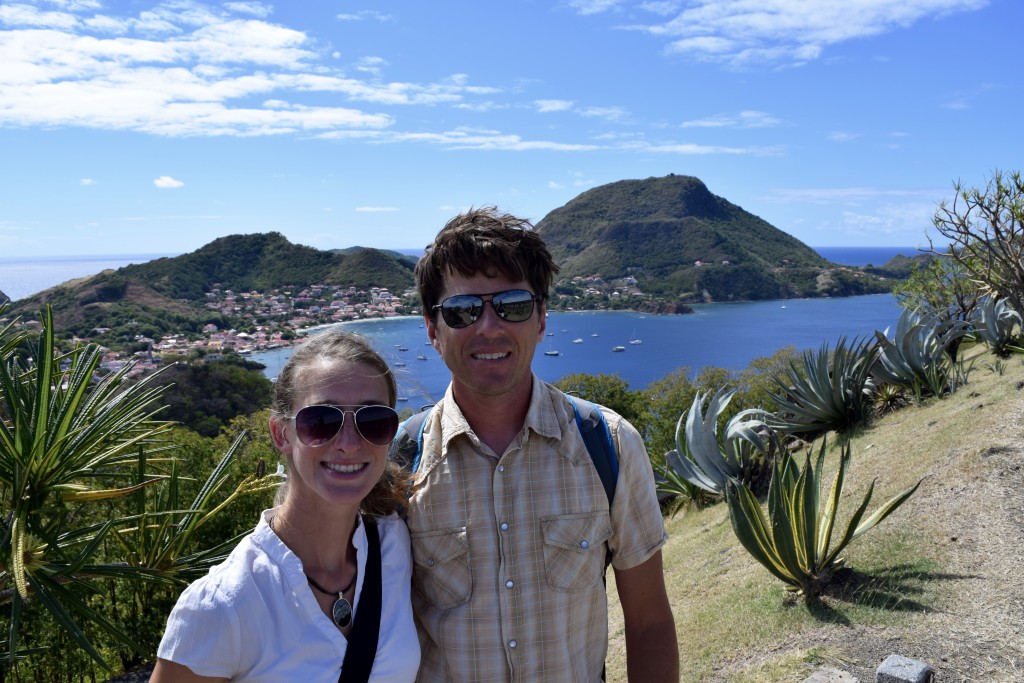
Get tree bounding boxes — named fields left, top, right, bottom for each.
left=0, top=307, right=281, bottom=675
left=637, top=369, right=697, bottom=467
left=928, top=170, right=1024, bottom=316
left=553, top=372, right=644, bottom=426
left=891, top=258, right=979, bottom=360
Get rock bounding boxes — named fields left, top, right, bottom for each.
left=876, top=654, right=933, bottom=682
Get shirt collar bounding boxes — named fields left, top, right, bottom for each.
left=414, top=376, right=580, bottom=482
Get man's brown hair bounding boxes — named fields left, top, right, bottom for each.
left=414, top=206, right=559, bottom=319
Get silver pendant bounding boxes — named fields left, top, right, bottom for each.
left=332, top=597, right=353, bottom=628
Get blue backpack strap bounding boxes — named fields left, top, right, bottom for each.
left=389, top=406, right=433, bottom=472
left=567, top=395, right=618, bottom=505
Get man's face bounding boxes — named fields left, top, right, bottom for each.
left=425, top=270, right=546, bottom=404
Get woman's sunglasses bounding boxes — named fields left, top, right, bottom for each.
left=432, top=289, right=540, bottom=329
left=289, top=404, right=400, bottom=447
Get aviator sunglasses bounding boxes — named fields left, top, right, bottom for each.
left=432, top=289, right=540, bottom=329
left=289, top=404, right=400, bottom=447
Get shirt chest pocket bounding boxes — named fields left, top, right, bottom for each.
left=410, top=527, right=471, bottom=609
left=541, top=513, right=613, bottom=592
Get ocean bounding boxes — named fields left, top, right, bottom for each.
left=251, top=293, right=902, bottom=407
left=0, top=253, right=177, bottom=302
left=2, top=247, right=911, bottom=405
left=814, top=246, right=925, bottom=266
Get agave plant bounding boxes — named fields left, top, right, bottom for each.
left=971, top=296, right=1023, bottom=357
left=725, top=440, right=922, bottom=600
left=872, top=307, right=970, bottom=398
left=663, top=388, right=774, bottom=499
left=768, top=337, right=878, bottom=437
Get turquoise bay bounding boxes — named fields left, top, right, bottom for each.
left=251, top=293, right=901, bottom=408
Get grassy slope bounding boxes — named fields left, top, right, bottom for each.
left=605, top=343, right=1024, bottom=682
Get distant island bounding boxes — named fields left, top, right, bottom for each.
left=3, top=174, right=923, bottom=362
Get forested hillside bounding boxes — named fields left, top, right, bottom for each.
left=537, top=174, right=889, bottom=301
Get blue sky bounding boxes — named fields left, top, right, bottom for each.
left=1, top=0, right=1020, bottom=258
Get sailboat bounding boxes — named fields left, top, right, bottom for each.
left=629, top=329, right=642, bottom=345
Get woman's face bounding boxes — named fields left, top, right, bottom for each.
left=270, top=358, right=393, bottom=512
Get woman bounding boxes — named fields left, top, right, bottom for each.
left=152, top=330, right=419, bottom=682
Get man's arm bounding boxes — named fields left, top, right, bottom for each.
left=614, top=550, right=679, bottom=682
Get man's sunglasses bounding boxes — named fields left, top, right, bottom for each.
left=289, top=404, right=400, bottom=447
left=432, top=289, right=540, bottom=329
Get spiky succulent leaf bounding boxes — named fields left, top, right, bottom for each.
left=727, top=440, right=923, bottom=600
left=668, top=388, right=772, bottom=495
left=768, top=337, right=877, bottom=436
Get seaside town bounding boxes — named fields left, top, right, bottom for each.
left=117, top=283, right=420, bottom=376
left=0, top=273, right=649, bottom=380
left=1, top=282, right=419, bottom=378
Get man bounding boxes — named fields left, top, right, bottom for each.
left=404, top=206, right=679, bottom=682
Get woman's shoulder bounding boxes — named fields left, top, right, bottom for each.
left=371, top=511, right=410, bottom=543
left=182, top=531, right=286, bottom=606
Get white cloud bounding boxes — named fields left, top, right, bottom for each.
left=0, top=2, right=500, bottom=137
left=318, top=126, right=601, bottom=151
left=355, top=206, right=398, bottom=212
left=627, top=0, right=988, bottom=67
left=579, top=106, right=627, bottom=121
left=568, top=0, right=622, bottom=15
left=548, top=181, right=565, bottom=189
left=354, top=56, right=387, bottom=75
left=621, top=140, right=782, bottom=156
left=336, top=11, right=393, bottom=22
left=827, top=131, right=860, bottom=142
left=535, top=99, right=574, bottom=113
left=681, top=110, right=781, bottom=128
left=79, top=177, right=95, bottom=185
left=222, top=2, right=273, bottom=18
left=836, top=201, right=937, bottom=239
left=640, top=2, right=682, bottom=17
left=154, top=175, right=184, bottom=188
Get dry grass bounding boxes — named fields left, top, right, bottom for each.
left=606, top=344, right=1024, bottom=682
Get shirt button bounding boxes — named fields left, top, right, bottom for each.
left=509, top=640, right=518, bottom=649
left=505, top=580, right=514, bottom=589
left=580, top=540, right=589, bottom=549
left=497, top=465, right=505, bottom=473
left=500, top=522, right=509, bottom=531
left=427, top=558, right=435, bottom=567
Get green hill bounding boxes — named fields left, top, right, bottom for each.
left=537, top=174, right=890, bottom=302
left=8, top=233, right=417, bottom=343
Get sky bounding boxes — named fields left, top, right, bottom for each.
left=1, top=0, right=1021, bottom=259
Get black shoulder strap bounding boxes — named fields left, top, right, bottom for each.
left=339, top=515, right=381, bottom=683
left=567, top=395, right=619, bottom=505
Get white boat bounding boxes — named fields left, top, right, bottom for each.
left=612, top=346, right=625, bottom=352
left=417, top=355, right=428, bottom=360
left=630, top=338, right=642, bottom=345
left=573, top=338, right=584, bottom=343
left=544, top=350, right=560, bottom=356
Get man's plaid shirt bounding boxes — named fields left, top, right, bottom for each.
left=405, top=378, right=668, bottom=682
